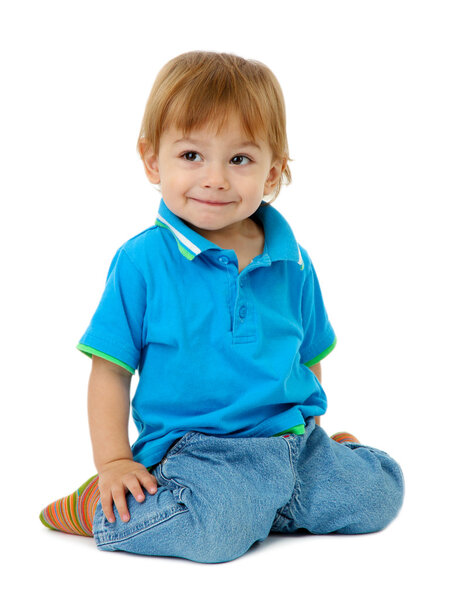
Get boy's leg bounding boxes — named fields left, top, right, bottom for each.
left=331, top=431, right=360, bottom=444
left=92, top=431, right=296, bottom=563
left=39, top=475, right=99, bottom=536
left=271, top=419, right=404, bottom=535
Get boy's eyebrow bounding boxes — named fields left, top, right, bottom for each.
left=173, top=136, right=261, bottom=150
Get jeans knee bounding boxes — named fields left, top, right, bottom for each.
left=339, top=451, right=405, bottom=534
left=184, top=538, right=247, bottom=563
left=183, top=516, right=271, bottom=563
left=379, top=454, right=405, bottom=526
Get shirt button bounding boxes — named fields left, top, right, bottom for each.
left=239, top=306, right=247, bottom=319
left=239, top=279, right=245, bottom=287
left=218, top=256, right=229, bottom=265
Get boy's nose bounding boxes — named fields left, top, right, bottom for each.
left=201, top=164, right=230, bottom=190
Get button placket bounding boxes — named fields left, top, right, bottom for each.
left=217, top=251, right=256, bottom=342
left=233, top=271, right=256, bottom=340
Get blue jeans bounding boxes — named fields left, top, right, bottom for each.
left=93, top=419, right=404, bottom=563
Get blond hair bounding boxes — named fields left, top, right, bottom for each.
left=137, top=51, right=292, bottom=202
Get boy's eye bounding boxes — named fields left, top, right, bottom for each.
left=182, top=151, right=202, bottom=162
left=180, top=152, right=251, bottom=165
left=231, top=155, right=251, bottom=166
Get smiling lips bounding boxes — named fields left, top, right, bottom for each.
left=190, top=197, right=232, bottom=206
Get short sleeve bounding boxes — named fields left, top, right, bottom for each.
left=77, top=247, right=146, bottom=373
left=299, top=248, right=337, bottom=367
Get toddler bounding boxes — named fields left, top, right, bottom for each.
left=39, top=51, right=404, bottom=562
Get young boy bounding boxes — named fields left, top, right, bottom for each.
left=39, top=51, right=404, bottom=562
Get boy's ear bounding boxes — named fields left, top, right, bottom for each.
left=264, top=158, right=286, bottom=195
left=138, top=139, right=160, bottom=184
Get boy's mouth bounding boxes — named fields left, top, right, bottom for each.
left=189, top=197, right=232, bottom=206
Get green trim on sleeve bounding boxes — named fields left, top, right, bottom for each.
left=76, top=343, right=135, bottom=375
left=304, top=336, right=337, bottom=368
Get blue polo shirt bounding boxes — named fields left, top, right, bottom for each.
left=77, top=198, right=336, bottom=468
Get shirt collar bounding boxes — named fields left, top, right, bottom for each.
left=155, top=197, right=303, bottom=269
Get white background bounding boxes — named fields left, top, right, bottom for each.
left=1, top=1, right=454, bottom=597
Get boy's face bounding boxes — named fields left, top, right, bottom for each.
left=140, top=113, right=284, bottom=242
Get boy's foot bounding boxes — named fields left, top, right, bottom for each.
left=39, top=475, right=99, bottom=537
left=331, top=432, right=361, bottom=444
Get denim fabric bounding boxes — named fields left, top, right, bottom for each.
left=93, top=419, right=404, bottom=563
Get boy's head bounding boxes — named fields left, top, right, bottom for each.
left=137, top=51, right=291, bottom=203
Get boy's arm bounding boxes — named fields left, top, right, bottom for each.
left=88, top=355, right=157, bottom=523
left=309, top=362, right=322, bottom=426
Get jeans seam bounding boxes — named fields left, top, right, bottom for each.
left=94, top=504, right=189, bottom=547
left=276, top=435, right=300, bottom=521
left=157, top=464, right=189, bottom=503
left=282, top=435, right=298, bottom=482
left=272, top=510, right=291, bottom=531
left=166, top=431, right=200, bottom=459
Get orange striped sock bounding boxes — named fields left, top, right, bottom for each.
left=331, top=432, right=361, bottom=444
left=39, top=475, right=100, bottom=537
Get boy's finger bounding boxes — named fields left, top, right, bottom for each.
left=138, top=471, right=158, bottom=495
left=123, top=475, right=146, bottom=503
left=112, top=487, right=130, bottom=523
left=100, top=494, right=116, bottom=524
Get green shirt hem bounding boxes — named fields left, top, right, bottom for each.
left=76, top=343, right=135, bottom=375
left=304, top=337, right=337, bottom=367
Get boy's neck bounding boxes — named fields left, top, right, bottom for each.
left=188, top=217, right=263, bottom=250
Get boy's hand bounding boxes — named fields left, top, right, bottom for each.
left=97, top=458, right=158, bottom=524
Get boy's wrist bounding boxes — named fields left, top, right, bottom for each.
left=95, top=454, right=134, bottom=472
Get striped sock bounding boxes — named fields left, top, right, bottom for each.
left=39, top=475, right=100, bottom=537
left=331, top=432, right=361, bottom=445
